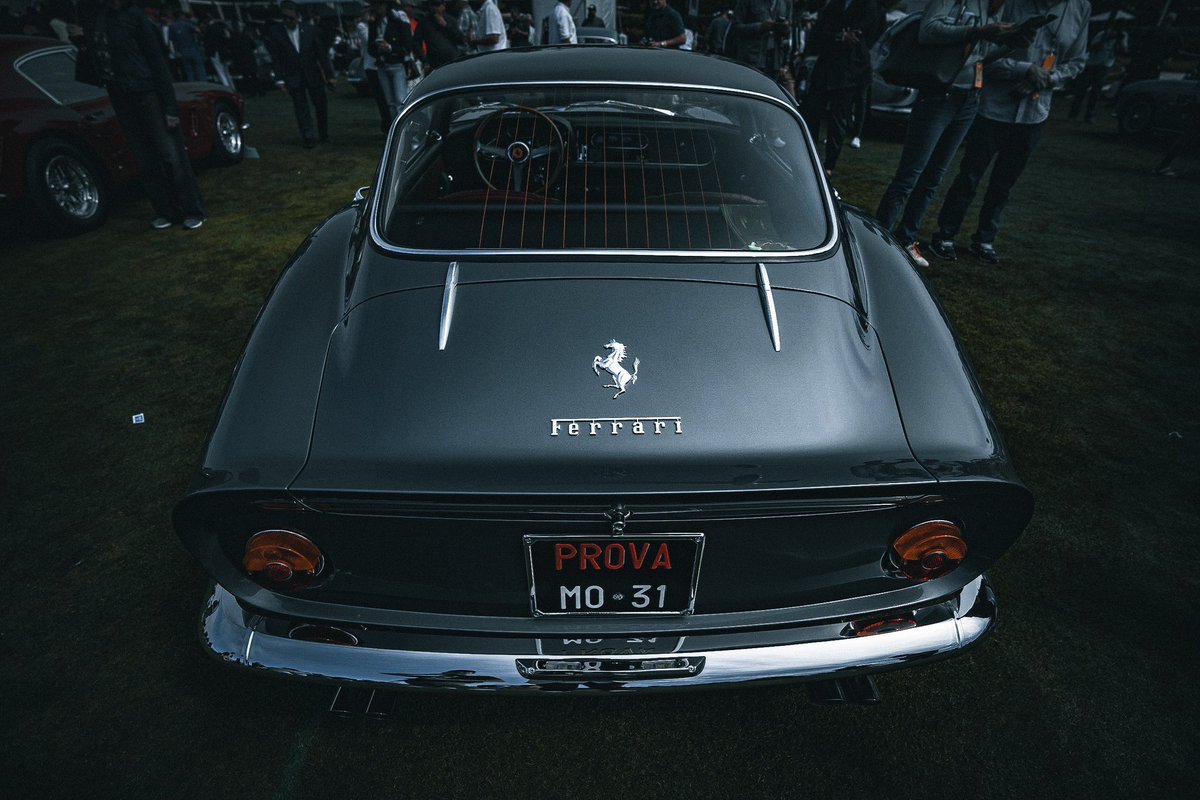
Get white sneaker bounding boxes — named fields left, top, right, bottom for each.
left=906, top=242, right=929, bottom=267
left=849, top=137, right=862, bottom=149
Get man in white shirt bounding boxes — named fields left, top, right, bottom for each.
left=552, top=0, right=577, bottom=44
left=468, top=0, right=508, bottom=51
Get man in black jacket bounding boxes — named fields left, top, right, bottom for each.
left=76, top=0, right=206, bottom=228
left=266, top=1, right=337, bottom=147
left=418, top=0, right=465, bottom=71
left=800, top=0, right=882, bottom=177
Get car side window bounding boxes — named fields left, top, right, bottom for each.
left=17, top=50, right=107, bottom=106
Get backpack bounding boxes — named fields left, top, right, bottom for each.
left=872, top=12, right=971, bottom=92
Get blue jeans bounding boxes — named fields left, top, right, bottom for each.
left=377, top=63, right=408, bottom=121
left=180, top=54, right=206, bottom=82
left=875, top=88, right=979, bottom=245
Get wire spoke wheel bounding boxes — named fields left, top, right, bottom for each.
left=43, top=153, right=101, bottom=220
left=215, top=107, right=243, bottom=159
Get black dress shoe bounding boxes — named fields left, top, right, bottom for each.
left=928, top=238, right=957, bottom=261
left=969, top=241, right=1000, bottom=264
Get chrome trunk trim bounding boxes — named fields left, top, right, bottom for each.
left=756, top=262, right=781, bottom=352
left=438, top=261, right=459, bottom=351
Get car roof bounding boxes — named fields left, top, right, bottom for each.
left=1, top=35, right=67, bottom=61
left=408, top=46, right=795, bottom=105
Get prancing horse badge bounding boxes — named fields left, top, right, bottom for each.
left=592, top=339, right=640, bottom=399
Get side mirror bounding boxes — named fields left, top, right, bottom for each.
left=354, top=185, right=371, bottom=202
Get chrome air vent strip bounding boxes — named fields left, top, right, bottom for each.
left=438, top=261, right=459, bottom=351
left=757, top=262, right=782, bottom=352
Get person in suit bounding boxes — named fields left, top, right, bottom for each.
left=800, top=0, right=883, bottom=177
left=267, top=1, right=337, bottom=147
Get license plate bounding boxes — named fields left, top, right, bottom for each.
left=536, top=636, right=685, bottom=656
left=524, top=534, right=703, bottom=616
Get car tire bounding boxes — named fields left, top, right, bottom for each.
left=210, top=101, right=244, bottom=165
left=24, top=138, right=109, bottom=236
left=1117, top=96, right=1155, bottom=139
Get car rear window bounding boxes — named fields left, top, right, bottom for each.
left=375, top=86, right=830, bottom=253
left=16, top=49, right=106, bottom=105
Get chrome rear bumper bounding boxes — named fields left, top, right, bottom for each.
left=200, top=576, right=996, bottom=692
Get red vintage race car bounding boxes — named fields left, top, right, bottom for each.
left=0, top=35, right=245, bottom=234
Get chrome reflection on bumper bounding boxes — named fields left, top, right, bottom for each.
left=200, top=576, right=996, bottom=692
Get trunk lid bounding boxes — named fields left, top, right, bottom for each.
left=291, top=276, right=930, bottom=494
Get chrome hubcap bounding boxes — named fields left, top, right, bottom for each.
left=216, top=110, right=242, bottom=156
left=43, top=154, right=100, bottom=219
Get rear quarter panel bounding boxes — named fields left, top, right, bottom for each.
left=843, top=205, right=1031, bottom=495
left=184, top=204, right=362, bottom=496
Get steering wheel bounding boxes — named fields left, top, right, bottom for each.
left=473, top=106, right=567, bottom=194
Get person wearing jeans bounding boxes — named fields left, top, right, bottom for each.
left=77, top=0, right=206, bottom=228
left=874, top=0, right=1015, bottom=267
left=370, top=1, right=416, bottom=121
left=932, top=0, right=1090, bottom=264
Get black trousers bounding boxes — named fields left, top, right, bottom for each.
left=365, top=69, right=390, bottom=134
left=1069, top=64, right=1107, bottom=121
left=801, top=84, right=860, bottom=173
left=288, top=80, right=328, bottom=143
left=109, top=90, right=205, bottom=222
left=935, top=116, right=1046, bottom=245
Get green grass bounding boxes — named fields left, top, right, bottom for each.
left=1, top=86, right=1198, bottom=799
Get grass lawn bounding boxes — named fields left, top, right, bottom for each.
left=1, top=80, right=1198, bottom=799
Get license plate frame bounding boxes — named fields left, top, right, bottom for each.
left=524, top=534, right=704, bottom=617
left=535, top=636, right=686, bottom=656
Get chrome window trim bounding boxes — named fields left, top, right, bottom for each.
left=368, top=80, right=840, bottom=260
left=13, top=46, right=78, bottom=106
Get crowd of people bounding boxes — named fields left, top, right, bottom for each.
left=6, top=0, right=1193, bottom=252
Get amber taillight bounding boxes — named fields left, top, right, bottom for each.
left=891, top=520, right=967, bottom=581
left=243, top=530, right=324, bottom=590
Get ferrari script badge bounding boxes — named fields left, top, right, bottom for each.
left=592, top=339, right=640, bottom=399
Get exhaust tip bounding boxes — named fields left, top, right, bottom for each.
left=328, top=687, right=398, bottom=718
left=807, top=674, right=881, bottom=705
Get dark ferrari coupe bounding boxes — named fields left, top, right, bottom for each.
left=174, top=47, right=1033, bottom=697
